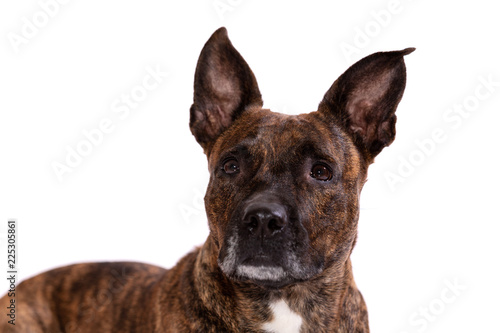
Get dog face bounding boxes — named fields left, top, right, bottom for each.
left=204, top=109, right=363, bottom=288
left=190, top=28, right=413, bottom=288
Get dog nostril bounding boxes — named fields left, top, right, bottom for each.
left=249, top=216, right=259, bottom=230
left=268, top=218, right=283, bottom=232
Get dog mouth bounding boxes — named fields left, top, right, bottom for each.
left=236, top=263, right=287, bottom=283
left=219, top=248, right=318, bottom=289
left=234, top=256, right=292, bottom=288
left=217, top=241, right=293, bottom=288
left=237, top=255, right=286, bottom=279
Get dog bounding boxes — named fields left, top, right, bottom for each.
left=0, top=27, right=413, bottom=332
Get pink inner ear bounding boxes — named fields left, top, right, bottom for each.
left=345, top=67, right=396, bottom=141
left=348, top=98, right=383, bottom=145
left=206, top=60, right=242, bottom=117
left=194, top=105, right=234, bottom=141
left=348, top=99, right=373, bottom=136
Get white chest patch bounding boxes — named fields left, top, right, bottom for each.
left=262, top=299, right=303, bottom=333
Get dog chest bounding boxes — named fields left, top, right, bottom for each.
left=261, top=299, right=303, bottom=333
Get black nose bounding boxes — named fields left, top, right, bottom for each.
left=243, top=201, right=288, bottom=237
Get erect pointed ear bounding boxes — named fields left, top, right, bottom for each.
left=318, top=48, right=415, bottom=162
left=189, top=27, right=263, bottom=154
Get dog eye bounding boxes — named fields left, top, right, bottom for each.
left=310, top=163, right=333, bottom=181
left=222, top=159, right=240, bottom=175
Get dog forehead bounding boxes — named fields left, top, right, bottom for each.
left=209, top=109, right=347, bottom=165
left=249, top=111, right=318, bottom=143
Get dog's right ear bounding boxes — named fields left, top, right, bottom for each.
left=190, top=27, right=263, bottom=154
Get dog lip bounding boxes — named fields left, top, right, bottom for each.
left=240, top=254, right=274, bottom=267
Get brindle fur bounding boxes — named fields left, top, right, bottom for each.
left=0, top=27, right=412, bottom=332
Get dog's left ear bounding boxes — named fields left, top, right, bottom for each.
left=190, top=27, right=263, bottom=154
left=318, top=48, right=414, bottom=162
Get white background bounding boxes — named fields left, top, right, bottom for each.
left=1, top=0, right=499, bottom=332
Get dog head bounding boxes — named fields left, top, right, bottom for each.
left=190, top=28, right=413, bottom=288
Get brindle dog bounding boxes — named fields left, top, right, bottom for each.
left=0, top=28, right=413, bottom=332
